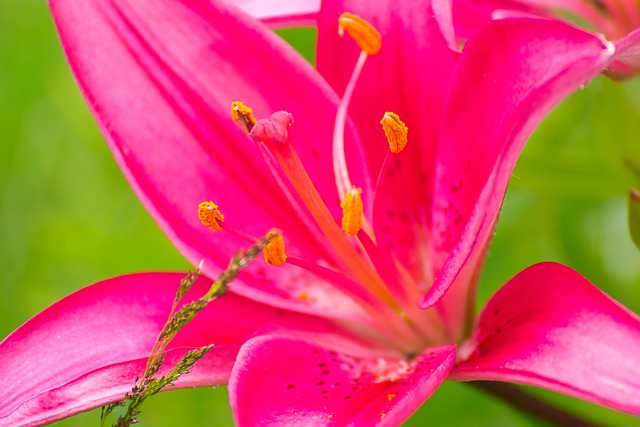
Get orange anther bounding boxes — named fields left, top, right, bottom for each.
left=231, top=101, right=257, bottom=133
left=340, top=187, right=363, bottom=236
left=338, top=12, right=381, bottom=55
left=264, top=230, right=287, bottom=266
left=380, top=112, right=408, bottom=154
left=198, top=201, right=224, bottom=231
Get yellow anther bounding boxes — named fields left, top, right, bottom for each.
left=380, top=112, right=408, bottom=154
left=198, top=201, right=224, bottom=231
left=338, top=12, right=381, bottom=55
left=263, top=230, right=287, bottom=266
left=340, top=187, right=363, bottom=236
left=387, top=393, right=396, bottom=401
left=231, top=101, right=257, bottom=133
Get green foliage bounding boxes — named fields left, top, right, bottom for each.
left=628, top=189, right=640, bottom=250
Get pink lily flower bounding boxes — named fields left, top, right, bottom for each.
left=449, top=0, right=640, bottom=76
left=1, top=0, right=639, bottom=425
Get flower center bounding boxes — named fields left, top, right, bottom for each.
left=197, top=13, right=448, bottom=354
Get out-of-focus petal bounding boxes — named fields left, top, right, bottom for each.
left=424, top=18, right=615, bottom=333
left=229, top=335, right=455, bottom=426
left=235, top=0, right=320, bottom=27
left=0, top=273, right=340, bottom=427
left=49, top=0, right=370, bottom=317
left=451, top=263, right=640, bottom=415
left=614, top=27, right=640, bottom=69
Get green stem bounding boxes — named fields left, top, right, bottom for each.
left=470, top=381, right=605, bottom=427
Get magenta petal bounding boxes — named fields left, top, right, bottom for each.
left=0, top=273, right=339, bottom=426
left=235, top=0, right=320, bottom=27
left=425, top=18, right=615, bottom=320
left=230, top=335, right=455, bottom=426
left=452, top=0, right=548, bottom=39
left=614, top=27, right=640, bottom=69
left=451, top=263, right=640, bottom=415
left=49, top=0, right=370, bottom=316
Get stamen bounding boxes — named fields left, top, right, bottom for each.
left=263, top=229, right=287, bottom=266
left=333, top=13, right=382, bottom=200
left=338, top=12, right=381, bottom=55
left=341, top=187, right=363, bottom=236
left=198, top=201, right=224, bottom=231
left=231, top=101, right=257, bottom=133
left=380, top=112, right=408, bottom=154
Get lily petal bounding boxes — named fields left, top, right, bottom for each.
left=235, top=0, right=320, bottom=27
left=450, top=262, right=640, bottom=415
left=614, top=27, right=640, bottom=70
left=49, top=0, right=370, bottom=317
left=424, top=18, right=615, bottom=329
left=0, top=273, right=339, bottom=427
left=452, top=0, right=547, bottom=39
left=229, top=335, right=456, bottom=426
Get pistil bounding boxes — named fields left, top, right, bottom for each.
left=249, top=112, right=396, bottom=306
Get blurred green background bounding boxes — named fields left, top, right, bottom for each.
left=1, top=1, right=639, bottom=426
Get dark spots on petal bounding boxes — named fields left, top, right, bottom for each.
left=344, top=395, right=352, bottom=400
left=494, top=309, right=500, bottom=316
left=333, top=382, right=341, bottom=387
left=317, top=362, right=327, bottom=368
left=287, top=384, right=295, bottom=389
left=322, top=370, right=331, bottom=375
left=321, top=389, right=328, bottom=394
left=316, top=381, right=325, bottom=386
left=449, top=179, right=463, bottom=193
